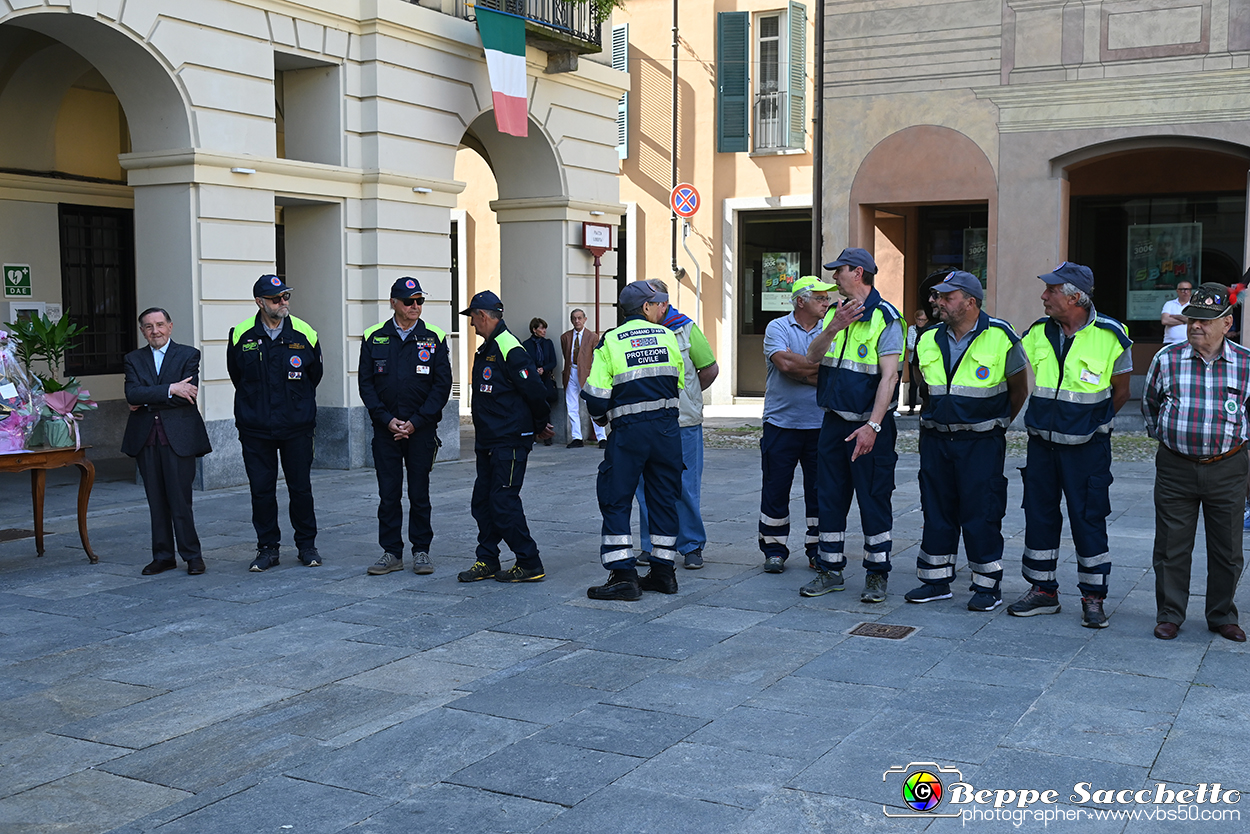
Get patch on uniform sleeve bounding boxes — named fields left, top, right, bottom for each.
left=242, top=341, right=258, bottom=352
left=372, top=336, right=389, bottom=344
left=520, top=369, right=529, bottom=379
left=482, top=367, right=492, bottom=380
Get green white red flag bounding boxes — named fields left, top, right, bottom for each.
left=476, top=7, right=528, bottom=137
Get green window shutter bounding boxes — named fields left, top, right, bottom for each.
left=612, top=23, right=629, bottom=160
left=717, top=12, right=749, bottom=153
left=787, top=2, right=806, bottom=150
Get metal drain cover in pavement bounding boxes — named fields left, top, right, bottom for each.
left=0, top=529, right=35, bottom=543
left=850, top=623, right=916, bottom=640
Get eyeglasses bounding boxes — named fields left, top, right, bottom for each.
left=264, top=293, right=291, bottom=302
left=1177, top=287, right=1193, bottom=292
left=398, top=297, right=425, bottom=307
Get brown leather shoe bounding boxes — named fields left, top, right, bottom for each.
left=1153, top=622, right=1179, bottom=640
left=1209, top=623, right=1247, bottom=642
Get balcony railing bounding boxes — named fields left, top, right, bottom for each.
left=754, top=90, right=787, bottom=151
left=441, top=0, right=602, bottom=50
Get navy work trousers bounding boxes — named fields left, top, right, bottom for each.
left=1021, top=433, right=1113, bottom=597
left=816, top=412, right=896, bottom=574
left=917, top=430, right=1008, bottom=593
left=598, top=416, right=682, bottom=569
left=471, top=445, right=541, bottom=570
left=239, top=432, right=317, bottom=551
left=372, top=425, right=437, bottom=556
left=758, top=422, right=820, bottom=562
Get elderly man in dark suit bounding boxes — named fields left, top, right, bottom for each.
left=122, top=307, right=213, bottom=576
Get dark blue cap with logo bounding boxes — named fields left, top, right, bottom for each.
left=823, top=247, right=878, bottom=274
left=459, top=290, right=504, bottom=316
left=253, top=274, right=291, bottom=297
left=619, top=280, right=668, bottom=310
left=1038, top=262, right=1094, bottom=294
left=390, top=277, right=425, bottom=299
left=931, top=270, right=984, bottom=302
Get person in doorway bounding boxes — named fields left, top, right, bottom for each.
left=1160, top=280, right=1192, bottom=345
left=902, top=308, right=930, bottom=414
left=523, top=317, right=559, bottom=446
left=561, top=309, right=606, bottom=448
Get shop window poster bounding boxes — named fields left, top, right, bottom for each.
left=1126, top=223, right=1201, bottom=321
left=962, top=228, right=989, bottom=288
left=761, top=252, right=800, bottom=311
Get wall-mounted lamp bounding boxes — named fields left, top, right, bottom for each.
left=589, top=210, right=604, bottom=216
left=413, top=187, right=432, bottom=194
left=230, top=167, right=256, bottom=175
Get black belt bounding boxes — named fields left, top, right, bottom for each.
left=1171, top=442, right=1247, bottom=465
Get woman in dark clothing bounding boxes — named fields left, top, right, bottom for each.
left=522, top=317, right=559, bottom=444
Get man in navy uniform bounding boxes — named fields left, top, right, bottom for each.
left=227, top=274, right=324, bottom=572
left=457, top=290, right=554, bottom=583
left=358, top=277, right=452, bottom=576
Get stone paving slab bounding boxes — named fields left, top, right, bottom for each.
left=0, top=445, right=1245, bottom=832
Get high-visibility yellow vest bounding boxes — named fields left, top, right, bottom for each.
left=817, top=290, right=904, bottom=421
left=917, top=313, right=1019, bottom=433
left=1021, top=312, right=1131, bottom=444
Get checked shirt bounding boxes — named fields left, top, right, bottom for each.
left=1142, top=339, right=1250, bottom=458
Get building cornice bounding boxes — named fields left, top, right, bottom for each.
left=490, top=196, right=627, bottom=222
left=975, top=70, right=1250, bottom=132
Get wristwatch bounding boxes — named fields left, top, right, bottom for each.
left=866, top=420, right=882, bottom=433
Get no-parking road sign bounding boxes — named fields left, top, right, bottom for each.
left=670, top=183, right=700, bottom=218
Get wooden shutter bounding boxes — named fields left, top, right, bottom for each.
left=787, top=2, right=807, bottom=150
left=717, top=12, right=749, bottom=153
left=612, top=23, right=629, bottom=159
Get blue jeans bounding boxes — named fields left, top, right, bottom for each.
left=637, top=424, right=704, bottom=555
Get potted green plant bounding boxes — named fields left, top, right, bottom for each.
left=3, top=312, right=96, bottom=448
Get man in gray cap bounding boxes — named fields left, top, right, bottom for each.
left=582, top=280, right=686, bottom=600
left=1011, top=262, right=1132, bottom=628
left=1143, top=282, right=1250, bottom=642
left=903, top=271, right=1028, bottom=611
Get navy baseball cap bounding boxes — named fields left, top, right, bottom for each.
left=253, top=274, right=291, bottom=297
left=619, top=280, right=668, bottom=309
left=390, top=277, right=425, bottom=299
left=930, top=270, right=984, bottom=301
left=1038, top=262, right=1094, bottom=294
left=459, top=290, right=504, bottom=316
left=823, top=247, right=878, bottom=274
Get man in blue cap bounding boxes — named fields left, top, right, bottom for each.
left=903, top=271, right=1028, bottom=611
left=758, top=275, right=835, bottom=573
left=1010, top=262, right=1132, bottom=628
left=804, top=248, right=905, bottom=602
left=358, top=277, right=452, bottom=576
left=227, top=274, right=324, bottom=572
left=583, top=280, right=685, bottom=600
left=457, top=290, right=554, bottom=583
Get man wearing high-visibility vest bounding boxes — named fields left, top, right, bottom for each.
left=903, top=271, right=1028, bottom=611
left=804, top=248, right=905, bottom=602
left=582, top=280, right=686, bottom=601
left=1009, top=262, right=1132, bottom=628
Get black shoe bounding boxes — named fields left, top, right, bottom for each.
left=639, top=562, right=678, bottom=594
left=186, top=557, right=206, bottom=575
left=683, top=550, right=703, bottom=570
left=457, top=561, right=499, bottom=582
left=298, top=548, right=321, bottom=567
left=598, top=439, right=607, bottom=449
left=587, top=569, right=642, bottom=601
left=567, top=439, right=584, bottom=448
left=249, top=547, right=280, bottom=572
left=141, top=558, right=177, bottom=576
left=495, top=564, right=546, bottom=583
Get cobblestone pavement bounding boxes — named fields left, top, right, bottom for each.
left=0, top=439, right=1245, bottom=832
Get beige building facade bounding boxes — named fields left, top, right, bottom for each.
left=0, top=0, right=625, bottom=485
left=820, top=0, right=1250, bottom=376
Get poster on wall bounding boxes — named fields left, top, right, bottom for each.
left=962, top=229, right=988, bottom=288
left=1126, top=223, right=1202, bottom=320
left=761, top=252, right=800, bottom=311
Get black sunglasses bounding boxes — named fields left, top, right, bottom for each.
left=264, top=292, right=291, bottom=302
left=398, top=297, right=425, bottom=307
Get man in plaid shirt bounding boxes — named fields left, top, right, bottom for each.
left=1143, top=281, right=1250, bottom=643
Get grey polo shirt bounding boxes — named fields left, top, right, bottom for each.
left=762, top=312, right=825, bottom=430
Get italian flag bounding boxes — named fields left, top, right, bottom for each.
left=476, top=7, right=528, bottom=137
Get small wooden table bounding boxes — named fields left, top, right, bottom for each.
left=0, top=445, right=97, bottom=563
